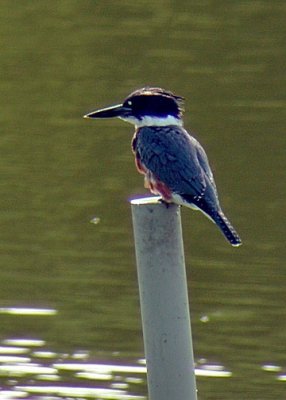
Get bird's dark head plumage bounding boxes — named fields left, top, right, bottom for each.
left=122, top=87, right=185, bottom=120
left=84, top=87, right=185, bottom=127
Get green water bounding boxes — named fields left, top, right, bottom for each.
left=0, top=1, right=285, bottom=399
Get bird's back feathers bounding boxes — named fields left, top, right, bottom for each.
left=132, top=125, right=242, bottom=246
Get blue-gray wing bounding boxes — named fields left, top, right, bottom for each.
left=134, top=125, right=218, bottom=201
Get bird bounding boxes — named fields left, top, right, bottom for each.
left=84, top=87, right=242, bottom=247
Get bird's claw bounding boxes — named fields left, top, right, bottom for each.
left=158, top=198, right=171, bottom=208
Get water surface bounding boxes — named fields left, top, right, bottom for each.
left=0, top=1, right=285, bottom=399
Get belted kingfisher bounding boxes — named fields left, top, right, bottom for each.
left=84, top=87, right=242, bottom=247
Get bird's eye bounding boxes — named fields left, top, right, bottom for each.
left=127, top=100, right=132, bottom=106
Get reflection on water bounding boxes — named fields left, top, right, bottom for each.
left=0, top=308, right=284, bottom=398
left=0, top=309, right=238, bottom=398
left=0, top=334, right=146, bottom=399
left=0, top=1, right=286, bottom=399
left=0, top=329, right=285, bottom=399
left=0, top=330, right=235, bottom=399
left=0, top=308, right=57, bottom=316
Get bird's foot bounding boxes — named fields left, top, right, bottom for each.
left=158, top=198, right=171, bottom=208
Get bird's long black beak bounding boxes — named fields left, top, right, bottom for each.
left=83, top=104, right=132, bottom=119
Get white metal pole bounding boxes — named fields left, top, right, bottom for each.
left=131, top=196, right=197, bottom=400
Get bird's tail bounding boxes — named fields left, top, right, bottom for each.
left=211, top=210, right=242, bottom=247
left=174, top=194, right=242, bottom=246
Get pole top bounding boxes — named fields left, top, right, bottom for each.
left=130, top=196, right=162, bottom=206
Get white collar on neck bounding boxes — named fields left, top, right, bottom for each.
left=119, top=114, right=183, bottom=127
